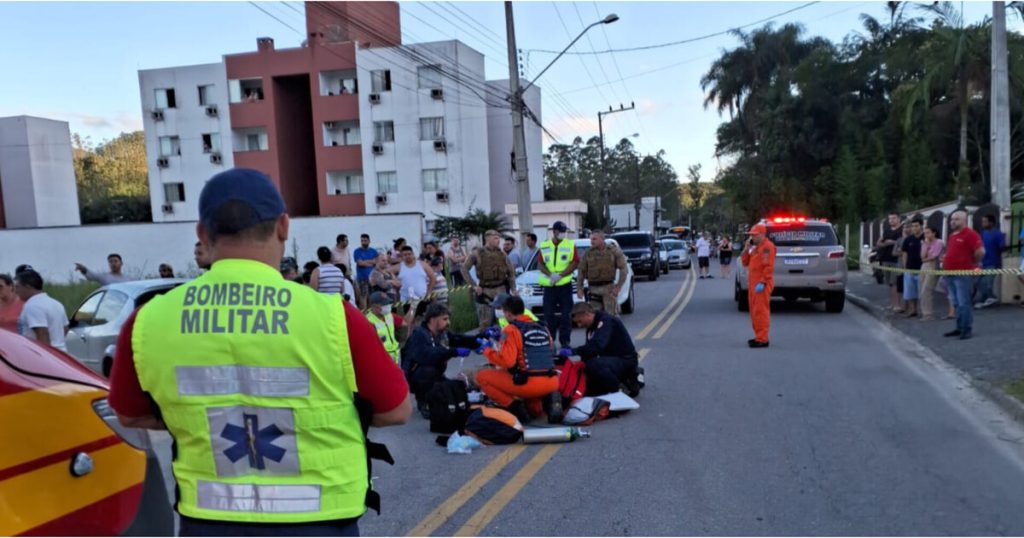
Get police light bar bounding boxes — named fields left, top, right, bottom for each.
left=768, top=215, right=827, bottom=224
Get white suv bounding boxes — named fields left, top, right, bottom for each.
left=516, top=238, right=635, bottom=315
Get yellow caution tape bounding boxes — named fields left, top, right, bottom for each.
left=864, top=263, right=1022, bottom=277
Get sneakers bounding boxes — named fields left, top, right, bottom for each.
left=748, top=340, right=769, bottom=348
left=621, top=368, right=643, bottom=398
left=943, top=329, right=962, bottom=338
left=959, top=331, right=973, bottom=340
left=975, top=298, right=1000, bottom=309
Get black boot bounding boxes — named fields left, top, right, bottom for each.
left=506, top=400, right=531, bottom=425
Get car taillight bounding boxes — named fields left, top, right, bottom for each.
left=92, top=398, right=151, bottom=450
left=828, top=250, right=845, bottom=259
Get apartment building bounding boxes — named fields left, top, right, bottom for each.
left=138, top=62, right=234, bottom=222
left=0, top=116, right=81, bottom=229
left=137, top=1, right=542, bottom=230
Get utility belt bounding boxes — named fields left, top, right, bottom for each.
left=587, top=281, right=613, bottom=287
left=479, top=281, right=506, bottom=289
left=509, top=367, right=558, bottom=385
left=354, top=396, right=395, bottom=514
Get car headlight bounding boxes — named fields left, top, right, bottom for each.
left=640, top=253, right=651, bottom=260
left=517, top=285, right=532, bottom=297
left=92, top=398, right=151, bottom=450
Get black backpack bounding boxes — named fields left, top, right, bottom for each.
left=427, top=379, right=470, bottom=434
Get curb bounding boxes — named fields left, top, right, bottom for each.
left=846, top=291, right=1024, bottom=426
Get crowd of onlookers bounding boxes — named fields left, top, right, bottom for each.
left=874, top=210, right=1024, bottom=340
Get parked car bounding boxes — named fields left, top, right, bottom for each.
left=610, top=231, right=662, bottom=281
left=658, top=238, right=692, bottom=269
left=0, top=330, right=173, bottom=535
left=66, top=279, right=187, bottom=377
left=735, top=217, right=848, bottom=313
left=516, top=238, right=635, bottom=315
left=656, top=243, right=671, bottom=274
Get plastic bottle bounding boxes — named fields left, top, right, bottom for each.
left=521, top=426, right=591, bottom=444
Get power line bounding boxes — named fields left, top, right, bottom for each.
left=248, top=1, right=302, bottom=35
left=443, top=1, right=506, bottom=43
left=592, top=1, right=646, bottom=139
left=550, top=3, right=614, bottom=111
left=527, top=1, right=821, bottom=55
left=559, top=53, right=718, bottom=96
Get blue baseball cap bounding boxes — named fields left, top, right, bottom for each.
left=199, top=168, right=286, bottom=234
left=551, top=221, right=568, bottom=232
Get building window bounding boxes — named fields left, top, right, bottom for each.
left=229, top=79, right=264, bottom=103
left=234, top=128, right=268, bottom=152
left=158, top=136, right=181, bottom=157
left=320, top=70, right=358, bottom=96
left=371, top=70, right=392, bottom=93
left=324, top=121, right=360, bottom=146
left=164, top=182, right=185, bottom=203
left=201, top=133, right=221, bottom=153
left=198, top=85, right=214, bottom=106
left=155, top=88, right=176, bottom=109
left=328, top=171, right=364, bottom=195
left=422, top=169, right=448, bottom=191
left=417, top=65, right=443, bottom=89
left=373, top=121, right=394, bottom=143
left=377, top=171, right=398, bottom=194
left=419, top=117, right=445, bottom=140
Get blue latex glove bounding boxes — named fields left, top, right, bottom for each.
left=475, top=338, right=493, bottom=354
left=558, top=347, right=574, bottom=359
left=455, top=347, right=472, bottom=358
left=754, top=283, right=765, bottom=294
left=483, top=326, right=502, bottom=340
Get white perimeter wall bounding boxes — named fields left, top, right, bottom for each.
left=139, top=63, right=235, bottom=223
left=0, top=213, right=423, bottom=284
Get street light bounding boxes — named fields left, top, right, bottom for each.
left=521, top=13, right=618, bottom=93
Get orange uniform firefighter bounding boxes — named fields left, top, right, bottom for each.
left=476, top=295, right=559, bottom=421
left=740, top=224, right=776, bottom=348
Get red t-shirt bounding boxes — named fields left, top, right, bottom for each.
left=943, top=228, right=983, bottom=271
left=109, top=301, right=409, bottom=418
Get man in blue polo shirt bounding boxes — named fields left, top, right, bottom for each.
left=975, top=215, right=1005, bottom=309
left=354, top=233, right=378, bottom=309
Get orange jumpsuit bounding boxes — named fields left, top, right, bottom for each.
left=476, top=315, right=559, bottom=416
left=741, top=238, right=777, bottom=343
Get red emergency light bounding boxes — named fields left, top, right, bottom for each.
left=770, top=215, right=816, bottom=224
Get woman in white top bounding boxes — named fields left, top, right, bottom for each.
left=310, top=246, right=345, bottom=295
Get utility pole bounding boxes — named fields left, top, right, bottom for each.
left=505, top=1, right=533, bottom=240
left=598, top=103, right=635, bottom=229
left=991, top=2, right=1011, bottom=209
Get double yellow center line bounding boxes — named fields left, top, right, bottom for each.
left=406, top=269, right=695, bottom=536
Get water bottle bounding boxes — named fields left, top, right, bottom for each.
left=521, top=426, right=591, bottom=444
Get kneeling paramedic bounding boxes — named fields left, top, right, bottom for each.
left=476, top=295, right=558, bottom=420
left=564, top=302, right=642, bottom=397
left=401, top=302, right=479, bottom=418
left=108, top=168, right=412, bottom=536
left=366, top=291, right=414, bottom=364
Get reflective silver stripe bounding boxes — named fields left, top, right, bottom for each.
left=196, top=481, right=321, bottom=513
left=177, top=366, right=309, bottom=397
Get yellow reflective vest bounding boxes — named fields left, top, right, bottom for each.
left=497, top=309, right=539, bottom=328
left=132, top=259, right=367, bottom=523
left=367, top=311, right=399, bottom=364
left=538, top=239, right=575, bottom=287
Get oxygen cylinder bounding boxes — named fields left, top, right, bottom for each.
left=521, top=426, right=591, bottom=444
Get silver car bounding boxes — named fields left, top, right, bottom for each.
left=735, top=219, right=847, bottom=313
left=658, top=239, right=692, bottom=269
left=66, top=279, right=187, bottom=376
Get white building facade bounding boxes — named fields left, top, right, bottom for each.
left=138, top=62, right=234, bottom=222
left=487, top=80, right=544, bottom=213
left=0, top=116, right=81, bottom=228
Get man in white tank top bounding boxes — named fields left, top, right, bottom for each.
left=396, top=245, right=435, bottom=303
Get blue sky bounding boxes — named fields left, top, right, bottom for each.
left=0, top=1, right=1011, bottom=183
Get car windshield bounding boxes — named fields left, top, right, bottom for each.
left=662, top=240, right=684, bottom=251
left=766, top=224, right=838, bottom=247
left=612, top=234, right=651, bottom=248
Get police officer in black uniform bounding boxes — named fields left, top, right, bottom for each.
left=559, top=302, right=643, bottom=397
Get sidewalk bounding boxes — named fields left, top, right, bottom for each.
left=846, top=271, right=1024, bottom=415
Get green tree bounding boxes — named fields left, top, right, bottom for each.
left=73, top=131, right=151, bottom=223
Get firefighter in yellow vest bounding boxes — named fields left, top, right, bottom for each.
left=366, top=292, right=414, bottom=364
left=108, top=168, right=411, bottom=536
left=461, top=230, right=517, bottom=330
left=538, top=221, right=579, bottom=348
left=576, top=230, right=628, bottom=315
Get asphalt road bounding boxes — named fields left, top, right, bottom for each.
left=149, top=261, right=1024, bottom=536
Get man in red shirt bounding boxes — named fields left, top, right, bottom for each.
left=942, top=209, right=985, bottom=340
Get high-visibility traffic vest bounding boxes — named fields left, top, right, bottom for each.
left=538, top=239, right=574, bottom=287
left=368, top=311, right=399, bottom=364
left=132, top=259, right=367, bottom=523
left=498, top=309, right=539, bottom=329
